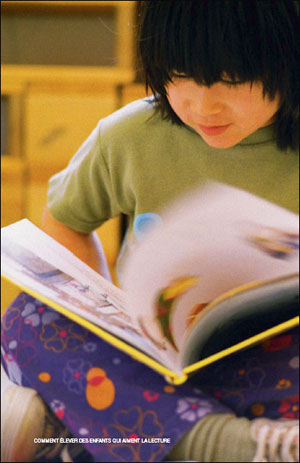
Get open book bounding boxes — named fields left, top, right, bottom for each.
left=1, top=183, right=299, bottom=384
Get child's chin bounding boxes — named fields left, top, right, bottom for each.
left=200, top=135, right=241, bottom=149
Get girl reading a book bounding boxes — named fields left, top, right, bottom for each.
left=2, top=1, right=299, bottom=462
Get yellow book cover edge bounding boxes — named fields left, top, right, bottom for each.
left=183, top=316, right=299, bottom=379
left=182, top=274, right=299, bottom=382
left=2, top=274, right=299, bottom=385
left=1, top=274, right=182, bottom=383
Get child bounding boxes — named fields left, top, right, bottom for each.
left=2, top=1, right=299, bottom=462
left=41, top=1, right=299, bottom=287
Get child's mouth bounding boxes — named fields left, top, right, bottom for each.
left=197, top=124, right=231, bottom=135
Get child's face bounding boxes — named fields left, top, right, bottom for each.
left=166, top=77, right=280, bottom=148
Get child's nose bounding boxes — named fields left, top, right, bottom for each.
left=190, top=88, right=224, bottom=116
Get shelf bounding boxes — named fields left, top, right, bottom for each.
left=1, top=1, right=137, bottom=69
left=1, top=65, right=135, bottom=89
left=1, top=1, right=132, bottom=12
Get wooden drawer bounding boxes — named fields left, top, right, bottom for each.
left=24, top=86, right=119, bottom=177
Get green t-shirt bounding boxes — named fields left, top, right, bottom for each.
left=48, top=97, right=299, bottom=280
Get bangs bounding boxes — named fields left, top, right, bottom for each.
left=139, top=0, right=297, bottom=99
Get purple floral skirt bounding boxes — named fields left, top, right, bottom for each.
left=1, top=292, right=299, bottom=462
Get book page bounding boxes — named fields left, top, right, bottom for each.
left=122, top=183, right=299, bottom=370
left=1, top=220, right=163, bottom=362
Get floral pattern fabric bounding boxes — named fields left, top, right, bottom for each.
left=1, top=292, right=299, bottom=462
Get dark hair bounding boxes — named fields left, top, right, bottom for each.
left=137, top=0, right=299, bottom=151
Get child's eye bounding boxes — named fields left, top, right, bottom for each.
left=171, top=73, right=189, bottom=80
left=220, top=79, right=244, bottom=87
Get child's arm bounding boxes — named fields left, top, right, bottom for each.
left=41, top=204, right=112, bottom=282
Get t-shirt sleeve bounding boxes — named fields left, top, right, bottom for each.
left=47, top=121, right=120, bottom=233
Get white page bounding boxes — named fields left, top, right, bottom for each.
left=122, top=183, right=299, bottom=370
left=1, top=220, right=164, bottom=363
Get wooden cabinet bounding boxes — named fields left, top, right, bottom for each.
left=1, top=75, right=126, bottom=310
left=1, top=81, right=25, bottom=226
left=1, top=74, right=137, bottom=314
left=1, top=71, right=127, bottom=312
left=1, top=1, right=140, bottom=312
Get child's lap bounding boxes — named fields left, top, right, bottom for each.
left=192, top=328, right=299, bottom=420
left=1, top=292, right=299, bottom=462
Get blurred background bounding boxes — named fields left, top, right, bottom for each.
left=1, top=1, right=147, bottom=313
